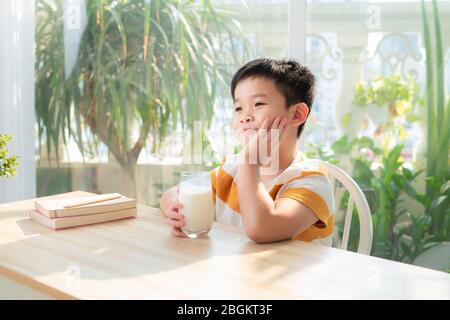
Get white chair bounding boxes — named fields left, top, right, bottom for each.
left=319, top=161, right=373, bottom=255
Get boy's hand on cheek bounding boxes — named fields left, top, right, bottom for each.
left=241, top=116, right=288, bottom=165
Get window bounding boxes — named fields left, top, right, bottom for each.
left=305, top=0, right=450, bottom=264
left=34, top=0, right=289, bottom=206
left=29, top=0, right=450, bottom=268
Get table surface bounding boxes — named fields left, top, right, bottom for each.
left=0, top=191, right=449, bottom=299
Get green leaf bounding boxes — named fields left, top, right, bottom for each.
left=400, top=241, right=412, bottom=257
left=406, top=113, right=421, bottom=123
left=357, top=136, right=375, bottom=149
left=440, top=180, right=450, bottom=195
left=404, top=182, right=417, bottom=199
left=430, top=195, right=447, bottom=210
left=341, top=112, right=351, bottom=129
left=402, top=167, right=413, bottom=180
left=352, top=159, right=375, bottom=185
left=331, top=136, right=351, bottom=154
left=0, top=134, right=20, bottom=178
left=417, top=214, right=432, bottom=227
left=416, top=194, right=431, bottom=208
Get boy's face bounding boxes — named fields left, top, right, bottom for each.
left=232, top=76, right=292, bottom=142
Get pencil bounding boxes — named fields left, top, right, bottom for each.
left=63, top=193, right=122, bottom=208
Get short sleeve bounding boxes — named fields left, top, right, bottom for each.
left=209, top=156, right=227, bottom=205
left=277, top=174, right=334, bottom=228
left=210, top=168, right=217, bottom=204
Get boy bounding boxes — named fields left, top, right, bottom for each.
left=160, top=58, right=334, bottom=245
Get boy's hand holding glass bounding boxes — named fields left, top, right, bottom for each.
left=178, top=172, right=214, bottom=238
left=163, top=172, right=214, bottom=239
left=163, top=187, right=188, bottom=238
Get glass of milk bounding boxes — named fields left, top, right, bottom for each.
left=179, top=171, right=214, bottom=238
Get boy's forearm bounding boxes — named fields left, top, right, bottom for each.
left=237, top=163, right=275, bottom=234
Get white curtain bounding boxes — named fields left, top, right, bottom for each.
left=0, top=0, right=36, bottom=203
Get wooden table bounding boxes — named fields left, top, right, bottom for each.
left=0, top=192, right=449, bottom=299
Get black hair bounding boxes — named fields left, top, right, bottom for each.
left=230, top=57, right=316, bottom=138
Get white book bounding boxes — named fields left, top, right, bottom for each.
left=35, top=192, right=136, bottom=218
left=29, top=207, right=137, bottom=230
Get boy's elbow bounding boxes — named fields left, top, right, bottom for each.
left=242, top=211, right=274, bottom=243
left=248, top=233, right=269, bottom=244
left=243, top=218, right=292, bottom=244
left=244, top=224, right=272, bottom=244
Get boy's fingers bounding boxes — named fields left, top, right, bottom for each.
left=261, top=117, right=271, bottom=130
left=167, top=200, right=177, bottom=211
left=258, top=117, right=273, bottom=140
left=167, top=218, right=185, bottom=228
left=272, top=116, right=281, bottom=129
left=171, top=227, right=187, bottom=238
left=165, top=207, right=183, bottom=219
left=279, top=118, right=288, bottom=135
left=166, top=200, right=182, bottom=210
left=270, top=117, right=282, bottom=138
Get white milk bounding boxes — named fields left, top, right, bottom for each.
left=179, top=184, right=214, bottom=236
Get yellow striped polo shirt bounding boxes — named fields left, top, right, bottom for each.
left=210, top=152, right=335, bottom=246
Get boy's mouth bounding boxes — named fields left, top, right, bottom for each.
left=241, top=128, right=258, bottom=136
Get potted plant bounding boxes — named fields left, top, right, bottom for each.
left=35, top=0, right=250, bottom=197
left=353, top=75, right=416, bottom=127
left=0, top=134, right=19, bottom=178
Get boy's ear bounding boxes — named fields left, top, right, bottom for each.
left=290, top=102, right=309, bottom=126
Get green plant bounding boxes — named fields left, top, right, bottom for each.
left=307, top=0, right=449, bottom=269
left=305, top=143, right=339, bottom=165
left=416, top=176, right=450, bottom=241
left=351, top=75, right=421, bottom=145
left=367, top=145, right=419, bottom=261
left=390, top=174, right=449, bottom=263
left=421, top=0, right=450, bottom=201
left=35, top=0, right=251, bottom=196
left=312, top=135, right=448, bottom=263
left=352, top=75, right=419, bottom=117
left=0, top=134, right=19, bottom=178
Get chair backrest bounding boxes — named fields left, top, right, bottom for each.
left=319, top=161, right=373, bottom=255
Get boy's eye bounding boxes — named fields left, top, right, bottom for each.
left=255, top=102, right=266, bottom=107
left=234, top=106, right=242, bottom=112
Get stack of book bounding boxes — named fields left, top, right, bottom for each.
left=29, top=191, right=137, bottom=230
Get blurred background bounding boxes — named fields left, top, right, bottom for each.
left=0, top=0, right=448, bottom=271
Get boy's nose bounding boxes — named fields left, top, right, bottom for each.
left=240, top=114, right=254, bottom=123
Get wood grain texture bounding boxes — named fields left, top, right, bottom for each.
left=0, top=191, right=449, bottom=299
